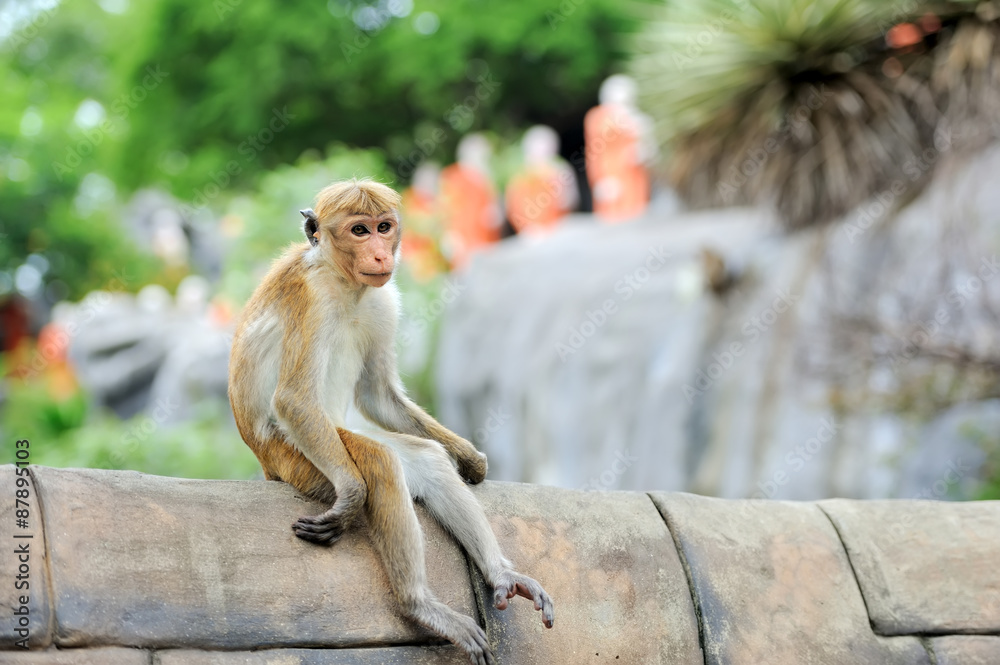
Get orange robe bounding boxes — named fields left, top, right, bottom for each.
left=584, top=104, right=650, bottom=222
left=400, top=187, right=448, bottom=281
left=505, top=164, right=570, bottom=235
left=439, top=164, right=499, bottom=268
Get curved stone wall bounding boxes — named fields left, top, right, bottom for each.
left=2, top=465, right=998, bottom=664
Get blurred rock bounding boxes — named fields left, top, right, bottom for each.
left=123, top=189, right=223, bottom=280
left=435, top=143, right=1000, bottom=499
left=64, top=277, right=233, bottom=422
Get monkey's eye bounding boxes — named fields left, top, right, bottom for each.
left=352, top=224, right=369, bottom=236
left=377, top=221, right=392, bottom=234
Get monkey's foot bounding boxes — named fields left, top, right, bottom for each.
left=492, top=572, right=555, bottom=629
left=414, top=600, right=495, bottom=665
left=458, top=450, right=488, bottom=485
left=451, top=612, right=495, bottom=665
left=292, top=508, right=347, bottom=546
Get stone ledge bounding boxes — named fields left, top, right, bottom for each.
left=932, top=636, right=1000, bottom=665
left=649, top=493, right=930, bottom=665
left=820, top=499, right=1000, bottom=635
left=2, top=466, right=998, bottom=664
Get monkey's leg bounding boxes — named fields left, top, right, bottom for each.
left=250, top=431, right=353, bottom=546
left=272, top=321, right=369, bottom=540
left=244, top=428, right=339, bottom=500
left=231, top=421, right=351, bottom=546
left=336, top=428, right=496, bottom=665
left=377, top=431, right=555, bottom=629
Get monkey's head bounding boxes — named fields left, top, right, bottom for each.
left=302, top=180, right=403, bottom=288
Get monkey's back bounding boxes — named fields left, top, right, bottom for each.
left=228, top=245, right=312, bottom=475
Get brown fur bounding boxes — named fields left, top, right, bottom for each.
left=229, top=245, right=354, bottom=506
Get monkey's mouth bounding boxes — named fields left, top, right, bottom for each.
left=361, top=272, right=392, bottom=277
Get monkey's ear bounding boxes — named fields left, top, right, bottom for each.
left=300, top=209, right=319, bottom=247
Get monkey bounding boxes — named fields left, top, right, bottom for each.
left=700, top=247, right=738, bottom=296
left=228, top=179, right=553, bottom=665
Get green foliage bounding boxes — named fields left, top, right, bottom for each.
left=965, top=423, right=1000, bottom=500
left=32, top=404, right=260, bottom=479
left=3, top=375, right=88, bottom=440
left=104, top=0, right=637, bottom=199
left=38, top=406, right=260, bottom=480
left=0, top=1, right=170, bottom=298
left=1, top=0, right=636, bottom=300
left=2, top=371, right=260, bottom=479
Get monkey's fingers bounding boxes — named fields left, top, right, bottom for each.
left=458, top=451, right=488, bottom=485
left=292, top=514, right=346, bottom=546
left=467, top=623, right=495, bottom=665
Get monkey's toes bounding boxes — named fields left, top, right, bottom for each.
left=493, top=576, right=555, bottom=629
left=454, top=614, right=495, bottom=665
left=292, top=514, right=345, bottom=546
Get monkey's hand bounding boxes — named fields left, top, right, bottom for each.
left=456, top=446, right=488, bottom=485
left=415, top=420, right=487, bottom=483
left=493, top=572, right=555, bottom=629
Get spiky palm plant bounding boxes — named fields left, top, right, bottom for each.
left=633, top=0, right=1000, bottom=229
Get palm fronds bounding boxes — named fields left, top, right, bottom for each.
left=633, top=0, right=1000, bottom=229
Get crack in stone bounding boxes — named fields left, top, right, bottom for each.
left=816, top=503, right=876, bottom=630
left=646, top=493, right=708, bottom=665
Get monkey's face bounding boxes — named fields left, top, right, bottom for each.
left=327, top=212, right=400, bottom=288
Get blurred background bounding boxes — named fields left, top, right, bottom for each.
left=2, top=0, right=999, bottom=501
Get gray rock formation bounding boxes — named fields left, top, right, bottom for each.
left=435, top=144, right=1000, bottom=500
left=63, top=277, right=232, bottom=422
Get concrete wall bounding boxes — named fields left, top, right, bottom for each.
left=2, top=465, right=998, bottom=664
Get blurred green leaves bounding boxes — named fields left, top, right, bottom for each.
left=105, top=0, right=637, bottom=198
left=1, top=0, right=636, bottom=300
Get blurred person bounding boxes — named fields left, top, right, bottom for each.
left=505, top=125, right=579, bottom=235
left=400, top=162, right=450, bottom=281
left=0, top=296, right=30, bottom=353
left=439, top=133, right=502, bottom=269
left=32, top=317, right=78, bottom=401
left=585, top=74, right=655, bottom=222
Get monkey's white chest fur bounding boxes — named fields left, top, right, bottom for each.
left=238, top=275, right=399, bottom=442
left=311, top=280, right=399, bottom=427
left=317, top=322, right=368, bottom=426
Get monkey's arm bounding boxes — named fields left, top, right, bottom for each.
left=273, top=321, right=368, bottom=521
left=356, top=347, right=487, bottom=484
